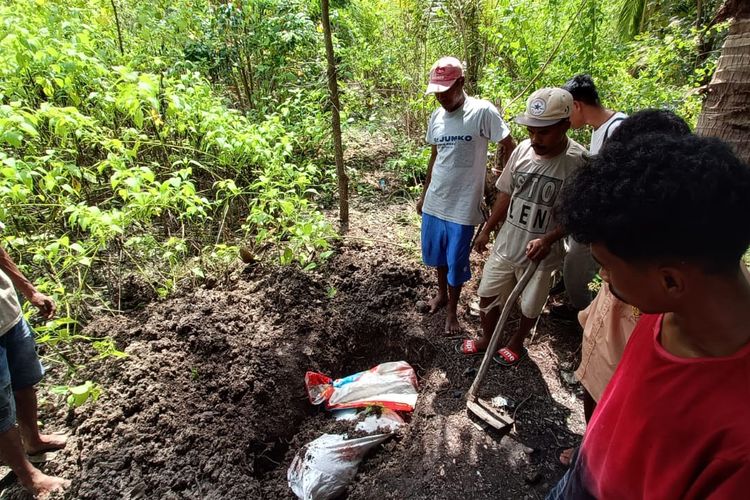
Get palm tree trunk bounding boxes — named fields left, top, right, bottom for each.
left=696, top=16, right=750, bottom=164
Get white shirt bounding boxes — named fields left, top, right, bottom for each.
left=423, top=96, right=510, bottom=226
left=590, top=112, right=627, bottom=154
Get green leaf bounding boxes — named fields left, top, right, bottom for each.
left=1, top=131, right=23, bottom=147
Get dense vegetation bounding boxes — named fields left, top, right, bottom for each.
left=0, top=0, right=730, bottom=400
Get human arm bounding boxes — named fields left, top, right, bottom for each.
left=473, top=191, right=511, bottom=253
left=416, top=145, right=438, bottom=215
left=525, top=225, right=566, bottom=262
left=0, top=245, right=55, bottom=319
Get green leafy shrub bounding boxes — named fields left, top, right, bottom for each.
left=0, top=0, right=339, bottom=396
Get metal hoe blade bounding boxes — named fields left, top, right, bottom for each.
left=466, top=398, right=514, bottom=435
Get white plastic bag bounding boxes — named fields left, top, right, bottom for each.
left=305, top=361, right=418, bottom=411
left=288, top=410, right=403, bottom=500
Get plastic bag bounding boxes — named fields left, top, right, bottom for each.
left=305, top=361, right=418, bottom=411
left=332, top=407, right=405, bottom=433
left=288, top=410, right=403, bottom=500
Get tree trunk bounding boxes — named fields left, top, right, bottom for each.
left=236, top=49, right=254, bottom=110
left=695, top=15, right=750, bottom=164
left=321, top=0, right=349, bottom=231
left=464, top=1, right=481, bottom=93
left=110, top=0, right=125, bottom=55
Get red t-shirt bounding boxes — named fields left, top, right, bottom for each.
left=563, top=313, right=750, bottom=499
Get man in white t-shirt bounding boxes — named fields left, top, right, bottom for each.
left=457, top=88, right=586, bottom=366
left=0, top=241, right=69, bottom=497
left=557, top=74, right=627, bottom=316
left=418, top=56, right=515, bottom=334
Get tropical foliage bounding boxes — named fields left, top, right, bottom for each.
left=0, top=0, right=731, bottom=397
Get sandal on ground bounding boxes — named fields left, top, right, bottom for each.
left=493, top=346, right=528, bottom=367
left=454, top=339, right=485, bottom=356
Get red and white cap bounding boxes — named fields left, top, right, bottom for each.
left=425, top=57, right=464, bottom=95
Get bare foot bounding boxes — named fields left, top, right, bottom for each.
left=25, top=432, right=68, bottom=456
left=559, top=447, right=574, bottom=466
left=445, top=311, right=461, bottom=334
left=427, top=294, right=447, bottom=314
left=24, top=470, right=70, bottom=499
left=472, top=336, right=490, bottom=351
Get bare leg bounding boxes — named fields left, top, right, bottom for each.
left=445, top=283, right=462, bottom=333
left=0, top=425, right=69, bottom=497
left=476, top=295, right=501, bottom=350
left=15, top=386, right=67, bottom=455
left=504, top=314, right=537, bottom=355
left=428, top=266, right=449, bottom=313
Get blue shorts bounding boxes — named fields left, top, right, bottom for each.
left=421, top=213, right=475, bottom=287
left=0, top=318, right=44, bottom=433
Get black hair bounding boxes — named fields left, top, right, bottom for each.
left=562, top=74, right=600, bottom=106
left=605, top=109, right=691, bottom=146
left=558, top=134, right=750, bottom=274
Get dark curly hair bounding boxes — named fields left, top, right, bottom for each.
left=558, top=134, right=750, bottom=274
left=606, top=109, right=690, bottom=146
left=562, top=74, right=600, bottom=106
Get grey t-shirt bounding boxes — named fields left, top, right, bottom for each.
left=423, top=96, right=510, bottom=226
left=493, top=138, right=587, bottom=270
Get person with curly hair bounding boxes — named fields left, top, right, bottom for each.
left=559, top=109, right=692, bottom=466
left=547, top=133, right=750, bottom=499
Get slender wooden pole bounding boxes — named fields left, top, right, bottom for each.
left=110, top=0, right=125, bottom=56
left=321, top=0, right=349, bottom=231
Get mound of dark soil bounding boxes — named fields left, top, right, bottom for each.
left=36, top=243, right=442, bottom=499
left=13, top=221, right=584, bottom=500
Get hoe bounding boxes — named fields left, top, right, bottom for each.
left=465, top=261, right=539, bottom=434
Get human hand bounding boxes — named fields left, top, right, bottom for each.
left=416, top=197, right=424, bottom=216
left=473, top=230, right=490, bottom=253
left=526, top=238, right=551, bottom=262
left=29, top=292, right=56, bottom=320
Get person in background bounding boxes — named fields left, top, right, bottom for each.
left=559, top=109, right=692, bottom=466
left=555, top=74, right=627, bottom=319
left=418, top=56, right=515, bottom=334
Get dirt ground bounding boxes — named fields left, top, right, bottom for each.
left=2, top=145, right=587, bottom=499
